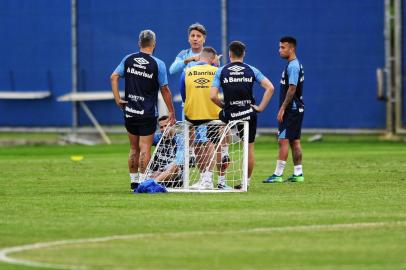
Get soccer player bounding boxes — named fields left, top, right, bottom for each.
left=263, top=36, right=305, bottom=183
left=180, top=47, right=227, bottom=189
left=110, top=30, right=176, bottom=190
left=210, top=41, right=275, bottom=188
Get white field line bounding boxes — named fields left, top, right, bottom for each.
left=0, top=221, right=405, bottom=270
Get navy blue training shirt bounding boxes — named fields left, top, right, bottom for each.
left=114, top=52, right=168, bottom=119
left=279, top=58, right=304, bottom=110
left=212, top=62, right=265, bottom=113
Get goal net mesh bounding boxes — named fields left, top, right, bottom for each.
left=143, top=120, right=249, bottom=192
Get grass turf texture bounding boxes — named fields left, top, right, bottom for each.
left=0, top=135, right=405, bottom=270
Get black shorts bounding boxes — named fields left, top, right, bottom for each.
left=278, top=108, right=304, bottom=140
left=125, top=117, right=157, bottom=136
left=219, top=109, right=257, bottom=143
left=185, top=117, right=212, bottom=126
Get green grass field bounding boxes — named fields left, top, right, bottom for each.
left=1, top=135, right=406, bottom=270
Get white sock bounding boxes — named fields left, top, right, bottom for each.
left=139, top=173, right=146, bottom=182
left=247, top=177, right=251, bottom=186
left=221, top=145, right=229, bottom=157
left=204, top=171, right=213, bottom=181
left=294, top=165, right=303, bottom=176
left=218, top=175, right=226, bottom=185
left=274, top=160, right=286, bottom=176
left=130, top=173, right=139, bottom=183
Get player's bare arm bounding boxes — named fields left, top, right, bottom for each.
left=210, top=86, right=224, bottom=108
left=252, top=77, right=274, bottom=112
left=277, top=84, right=296, bottom=122
left=160, top=85, right=176, bottom=125
left=110, top=72, right=127, bottom=109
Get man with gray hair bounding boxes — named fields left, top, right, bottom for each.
left=111, top=29, right=176, bottom=190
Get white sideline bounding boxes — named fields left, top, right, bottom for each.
left=0, top=221, right=405, bottom=270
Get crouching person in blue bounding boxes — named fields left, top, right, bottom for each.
left=210, top=41, right=275, bottom=188
left=150, top=116, right=184, bottom=188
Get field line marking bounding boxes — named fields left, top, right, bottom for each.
left=0, top=220, right=405, bottom=270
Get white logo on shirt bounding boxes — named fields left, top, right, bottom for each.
left=134, top=57, right=149, bottom=65
left=128, top=94, right=145, bottom=101
left=125, top=106, right=144, bottom=115
left=228, top=65, right=245, bottom=72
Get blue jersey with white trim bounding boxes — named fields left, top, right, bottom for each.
left=280, top=59, right=304, bottom=110
left=114, top=52, right=168, bottom=119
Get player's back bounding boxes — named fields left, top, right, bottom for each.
left=218, top=62, right=257, bottom=112
left=123, top=52, right=164, bottom=119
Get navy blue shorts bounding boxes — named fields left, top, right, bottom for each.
left=278, top=108, right=304, bottom=140
left=125, top=117, right=157, bottom=136
left=219, top=109, right=257, bottom=143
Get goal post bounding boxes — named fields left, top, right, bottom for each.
left=143, top=120, right=249, bottom=192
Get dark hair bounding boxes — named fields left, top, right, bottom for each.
left=188, top=23, right=207, bottom=36
left=202, top=47, right=217, bottom=56
left=280, top=36, right=297, bottom=47
left=158, top=115, right=169, bottom=122
left=228, top=41, right=245, bottom=58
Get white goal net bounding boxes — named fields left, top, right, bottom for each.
left=143, top=120, right=249, bottom=192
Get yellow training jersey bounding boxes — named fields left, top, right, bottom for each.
left=184, top=64, right=220, bottom=120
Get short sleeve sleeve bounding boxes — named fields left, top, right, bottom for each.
left=156, top=59, right=168, bottom=86
left=113, top=55, right=129, bottom=77
left=287, top=63, right=300, bottom=86
left=248, top=65, right=265, bottom=83
left=211, top=67, right=223, bottom=88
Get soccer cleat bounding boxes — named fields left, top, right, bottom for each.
left=234, top=183, right=249, bottom=190
left=234, top=184, right=242, bottom=189
left=130, top=182, right=139, bottom=190
left=287, top=174, right=304, bottom=182
left=262, top=174, right=283, bottom=183
left=191, top=173, right=214, bottom=189
left=201, top=180, right=214, bottom=189
left=217, top=183, right=233, bottom=190
left=190, top=180, right=213, bottom=190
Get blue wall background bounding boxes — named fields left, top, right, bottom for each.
left=0, top=1, right=71, bottom=126
left=0, top=0, right=386, bottom=128
left=403, top=0, right=406, bottom=126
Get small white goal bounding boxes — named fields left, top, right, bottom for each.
left=143, top=120, right=249, bottom=192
